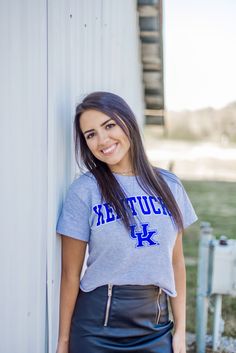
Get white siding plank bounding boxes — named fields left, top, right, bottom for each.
left=0, top=0, right=48, bottom=352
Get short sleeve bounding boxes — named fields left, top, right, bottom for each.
left=56, top=182, right=90, bottom=242
left=177, top=181, right=198, bottom=229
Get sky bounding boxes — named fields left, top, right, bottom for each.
left=163, top=0, right=236, bottom=111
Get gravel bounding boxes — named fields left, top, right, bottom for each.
left=186, top=332, right=236, bottom=353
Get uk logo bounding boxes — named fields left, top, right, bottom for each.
left=130, top=223, right=160, bottom=248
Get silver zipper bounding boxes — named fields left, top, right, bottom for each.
left=155, top=287, right=162, bottom=324
left=104, top=284, right=113, bottom=326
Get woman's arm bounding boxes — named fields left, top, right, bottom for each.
left=57, top=236, right=87, bottom=350
left=169, top=232, right=186, bottom=353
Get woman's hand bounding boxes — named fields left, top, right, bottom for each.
left=172, top=331, right=186, bottom=353
left=56, top=339, right=69, bottom=353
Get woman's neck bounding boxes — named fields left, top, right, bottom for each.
left=110, top=169, right=135, bottom=176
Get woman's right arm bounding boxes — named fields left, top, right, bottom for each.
left=56, top=235, right=87, bottom=353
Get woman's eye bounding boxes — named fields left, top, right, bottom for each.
left=105, top=123, right=116, bottom=129
left=86, top=132, right=95, bottom=140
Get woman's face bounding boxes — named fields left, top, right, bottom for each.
left=80, top=109, right=132, bottom=171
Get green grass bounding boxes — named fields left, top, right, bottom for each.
left=182, top=180, right=236, bottom=337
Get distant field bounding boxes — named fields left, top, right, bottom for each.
left=183, top=180, right=236, bottom=337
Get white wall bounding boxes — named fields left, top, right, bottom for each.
left=50, top=1, right=144, bottom=349
left=0, top=1, right=144, bottom=352
left=72, top=0, right=144, bottom=123
left=0, top=0, right=48, bottom=352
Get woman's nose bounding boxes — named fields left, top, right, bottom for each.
left=97, top=130, right=110, bottom=146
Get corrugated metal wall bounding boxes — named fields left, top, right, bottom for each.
left=0, top=1, right=144, bottom=352
left=72, top=0, right=144, bottom=122
left=0, top=0, right=48, bottom=352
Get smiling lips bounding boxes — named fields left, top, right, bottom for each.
left=101, top=143, right=118, bottom=155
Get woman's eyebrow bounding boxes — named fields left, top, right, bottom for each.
left=83, top=118, right=113, bottom=134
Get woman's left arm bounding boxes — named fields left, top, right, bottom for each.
left=169, top=232, right=187, bottom=353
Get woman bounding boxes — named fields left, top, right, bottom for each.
left=56, top=91, right=198, bottom=353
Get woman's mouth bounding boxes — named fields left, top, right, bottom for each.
left=101, top=143, right=118, bottom=155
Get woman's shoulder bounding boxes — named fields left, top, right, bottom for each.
left=155, top=167, right=182, bottom=187
left=69, top=170, right=97, bottom=193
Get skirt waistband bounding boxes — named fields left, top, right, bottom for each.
left=78, top=284, right=168, bottom=327
left=89, top=284, right=164, bottom=295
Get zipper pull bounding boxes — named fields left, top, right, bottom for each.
left=155, top=287, right=162, bottom=324
left=108, top=283, right=113, bottom=296
left=104, top=284, right=113, bottom=327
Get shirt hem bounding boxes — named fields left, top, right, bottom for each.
left=80, top=283, right=177, bottom=297
left=56, top=227, right=88, bottom=242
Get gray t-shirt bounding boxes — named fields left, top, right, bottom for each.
left=56, top=169, right=198, bottom=297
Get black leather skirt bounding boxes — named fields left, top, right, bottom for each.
left=69, top=284, right=174, bottom=353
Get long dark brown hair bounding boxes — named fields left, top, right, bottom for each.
left=74, top=91, right=184, bottom=233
